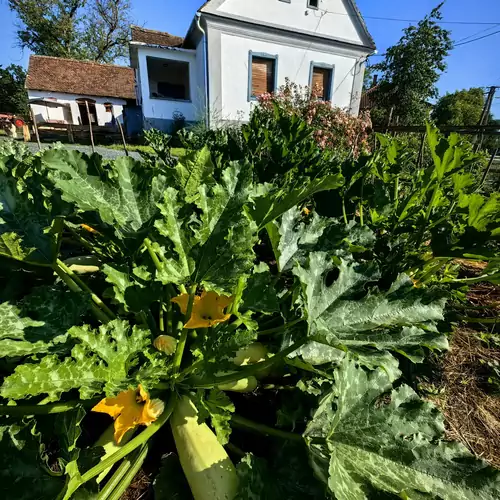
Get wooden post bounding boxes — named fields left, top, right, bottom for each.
left=85, top=101, right=95, bottom=153
left=30, top=107, right=42, bottom=151
left=417, top=133, right=426, bottom=169
left=67, top=124, right=74, bottom=144
left=22, top=124, right=31, bottom=142
left=477, top=148, right=499, bottom=191
left=112, top=108, right=129, bottom=157
left=385, top=106, right=394, bottom=133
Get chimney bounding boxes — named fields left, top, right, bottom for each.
left=372, top=75, right=378, bottom=87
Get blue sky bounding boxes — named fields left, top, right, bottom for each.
left=1, top=0, right=499, bottom=116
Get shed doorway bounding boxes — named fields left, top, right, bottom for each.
left=76, top=98, right=97, bottom=125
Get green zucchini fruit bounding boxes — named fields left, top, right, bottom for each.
left=171, top=396, right=239, bottom=500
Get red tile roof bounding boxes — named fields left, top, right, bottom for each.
left=131, top=25, right=184, bottom=48
left=26, top=56, right=136, bottom=101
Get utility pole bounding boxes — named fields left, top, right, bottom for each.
left=475, top=86, right=498, bottom=151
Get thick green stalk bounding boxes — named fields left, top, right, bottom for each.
left=231, top=414, right=303, bottom=442
left=55, top=259, right=116, bottom=320
left=458, top=316, right=500, bottom=324
left=228, top=276, right=246, bottom=315
left=53, top=266, right=110, bottom=324
left=159, top=297, right=165, bottom=333
left=342, top=198, right=348, bottom=225
left=144, top=238, right=163, bottom=272
left=172, top=285, right=197, bottom=375
left=190, top=337, right=308, bottom=388
left=106, top=444, right=149, bottom=500
left=393, top=175, right=400, bottom=211
left=96, top=454, right=134, bottom=500
left=257, top=318, right=304, bottom=336
left=68, top=395, right=176, bottom=496
left=0, top=399, right=98, bottom=416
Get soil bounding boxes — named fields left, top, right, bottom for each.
left=428, top=261, right=500, bottom=469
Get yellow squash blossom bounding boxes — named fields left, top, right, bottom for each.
left=172, top=291, right=232, bottom=329
left=80, top=224, right=101, bottom=235
left=92, top=385, right=164, bottom=443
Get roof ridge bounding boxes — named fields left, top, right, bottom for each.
left=130, top=24, right=184, bottom=39
left=29, top=54, right=133, bottom=71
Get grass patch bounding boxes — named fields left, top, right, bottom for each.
left=107, top=144, right=186, bottom=157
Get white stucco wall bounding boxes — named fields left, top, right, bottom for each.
left=136, top=46, right=203, bottom=125
left=28, top=90, right=126, bottom=126
left=205, top=17, right=367, bottom=123
left=210, top=0, right=365, bottom=45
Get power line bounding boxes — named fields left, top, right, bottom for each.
left=318, top=9, right=500, bottom=26
left=455, top=24, right=500, bottom=44
left=454, top=29, right=500, bottom=47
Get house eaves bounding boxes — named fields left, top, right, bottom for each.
left=197, top=0, right=376, bottom=51
left=129, top=41, right=196, bottom=53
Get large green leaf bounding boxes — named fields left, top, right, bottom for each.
left=1, top=320, right=153, bottom=402
left=172, top=146, right=215, bottom=202
left=250, top=174, right=344, bottom=229
left=154, top=162, right=258, bottom=292
left=0, top=284, right=89, bottom=358
left=102, top=264, right=162, bottom=313
left=293, top=253, right=447, bottom=360
left=0, top=172, right=59, bottom=265
left=0, top=419, right=65, bottom=499
left=304, top=358, right=500, bottom=500
left=43, top=149, right=166, bottom=237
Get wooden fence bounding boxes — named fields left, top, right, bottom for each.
left=36, top=123, right=124, bottom=144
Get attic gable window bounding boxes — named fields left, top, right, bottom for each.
left=248, top=52, right=278, bottom=101
left=308, top=0, right=319, bottom=9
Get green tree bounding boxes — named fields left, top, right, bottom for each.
left=432, top=88, right=485, bottom=126
left=371, top=3, right=453, bottom=126
left=0, top=65, right=29, bottom=116
left=8, top=0, right=132, bottom=63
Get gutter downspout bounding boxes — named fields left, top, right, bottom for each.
left=195, top=13, right=210, bottom=129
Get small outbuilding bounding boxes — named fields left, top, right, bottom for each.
left=26, top=55, right=137, bottom=128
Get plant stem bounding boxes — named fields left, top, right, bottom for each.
left=106, top=444, right=149, bottom=500
left=257, top=318, right=305, bottom=336
left=53, top=266, right=110, bottom=324
left=458, top=316, right=500, bottom=324
left=231, top=414, right=303, bottom=442
left=172, top=284, right=197, bottom=375
left=65, top=223, right=95, bottom=253
left=228, top=276, right=246, bottom=315
left=159, top=297, right=165, bottom=333
left=393, top=175, right=399, bottom=211
left=74, top=395, right=176, bottom=492
left=144, top=238, right=162, bottom=273
left=0, top=399, right=98, bottom=416
left=96, top=453, right=135, bottom=500
left=342, top=198, right=348, bottom=225
left=55, top=259, right=116, bottom=320
left=190, top=337, right=308, bottom=388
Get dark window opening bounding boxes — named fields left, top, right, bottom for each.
left=311, top=66, right=333, bottom=101
left=308, top=0, right=319, bottom=9
left=147, top=57, right=190, bottom=101
left=76, top=98, right=97, bottom=125
left=104, top=103, right=113, bottom=113
left=251, top=55, right=277, bottom=98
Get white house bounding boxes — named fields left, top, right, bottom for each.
left=26, top=56, right=136, bottom=128
left=129, top=0, right=375, bottom=132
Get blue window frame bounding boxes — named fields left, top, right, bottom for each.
left=309, top=62, right=335, bottom=102
left=248, top=51, right=279, bottom=102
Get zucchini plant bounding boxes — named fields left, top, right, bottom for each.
left=0, top=135, right=499, bottom=500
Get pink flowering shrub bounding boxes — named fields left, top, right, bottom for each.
left=257, top=80, right=372, bottom=158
